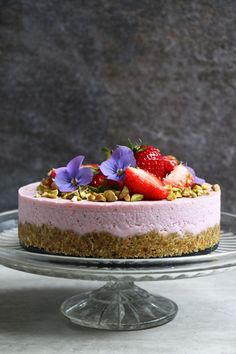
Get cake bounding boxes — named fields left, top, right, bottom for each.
left=18, top=143, right=221, bottom=258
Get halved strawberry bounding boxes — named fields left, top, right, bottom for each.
left=164, top=165, right=194, bottom=188
left=163, top=155, right=178, bottom=175
left=124, top=167, right=168, bottom=200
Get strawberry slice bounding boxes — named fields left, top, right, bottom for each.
left=124, top=167, right=168, bottom=200
left=164, top=165, right=194, bottom=188
left=163, top=155, right=178, bottom=175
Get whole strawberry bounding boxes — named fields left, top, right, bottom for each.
left=90, top=171, right=107, bottom=188
left=90, top=169, right=123, bottom=190
left=129, top=142, right=165, bottom=179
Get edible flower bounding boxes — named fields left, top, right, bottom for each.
left=100, top=145, right=136, bottom=181
left=186, top=166, right=206, bottom=185
left=55, top=156, right=93, bottom=192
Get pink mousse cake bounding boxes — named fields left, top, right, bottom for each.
left=18, top=144, right=221, bottom=258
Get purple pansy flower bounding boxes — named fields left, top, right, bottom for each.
left=55, top=155, right=93, bottom=192
left=186, top=166, right=206, bottom=185
left=100, top=145, right=136, bottom=181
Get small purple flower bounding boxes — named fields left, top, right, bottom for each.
left=55, top=155, right=93, bottom=192
left=100, top=145, right=136, bottom=181
left=186, top=166, right=206, bottom=185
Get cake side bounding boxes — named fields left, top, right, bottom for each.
left=19, top=182, right=221, bottom=238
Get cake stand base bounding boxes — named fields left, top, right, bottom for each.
left=61, top=281, right=178, bottom=331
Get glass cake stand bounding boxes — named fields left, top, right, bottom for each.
left=0, top=210, right=236, bottom=331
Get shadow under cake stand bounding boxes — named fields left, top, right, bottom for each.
left=0, top=210, right=236, bottom=331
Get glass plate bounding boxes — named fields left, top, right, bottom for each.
left=0, top=210, right=236, bottom=267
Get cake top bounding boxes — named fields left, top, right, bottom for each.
left=36, top=142, right=220, bottom=202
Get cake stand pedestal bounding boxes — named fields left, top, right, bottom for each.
left=0, top=210, right=236, bottom=331
left=61, top=281, right=177, bottom=330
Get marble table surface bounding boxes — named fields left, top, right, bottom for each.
left=0, top=265, right=236, bottom=354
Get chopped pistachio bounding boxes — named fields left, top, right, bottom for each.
left=193, top=185, right=202, bottom=192
left=87, top=193, right=96, bottom=201
left=95, top=194, right=106, bottom=202
left=124, top=194, right=131, bottom=202
left=80, top=190, right=89, bottom=199
left=212, top=184, right=221, bottom=192
left=192, top=185, right=202, bottom=195
left=182, top=188, right=191, bottom=197
left=202, top=183, right=210, bottom=190
left=71, top=196, right=78, bottom=202
left=37, top=184, right=48, bottom=193
left=172, top=187, right=181, bottom=192
left=118, top=186, right=130, bottom=200
left=103, top=190, right=118, bottom=202
left=41, top=190, right=58, bottom=199
left=175, top=191, right=183, bottom=198
left=167, top=192, right=177, bottom=201
left=190, top=191, right=197, bottom=198
left=131, top=194, right=144, bottom=202
left=50, top=182, right=58, bottom=190
left=41, top=178, right=49, bottom=186
left=60, top=190, right=79, bottom=200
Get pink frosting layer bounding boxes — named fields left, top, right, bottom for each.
left=18, top=182, right=221, bottom=239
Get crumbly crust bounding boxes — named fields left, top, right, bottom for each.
left=19, top=223, right=220, bottom=258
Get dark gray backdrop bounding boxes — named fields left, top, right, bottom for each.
left=0, top=1, right=235, bottom=212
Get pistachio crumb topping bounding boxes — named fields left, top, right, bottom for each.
left=36, top=169, right=220, bottom=202
left=164, top=182, right=219, bottom=201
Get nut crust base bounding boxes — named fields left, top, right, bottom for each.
left=18, top=223, right=220, bottom=258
